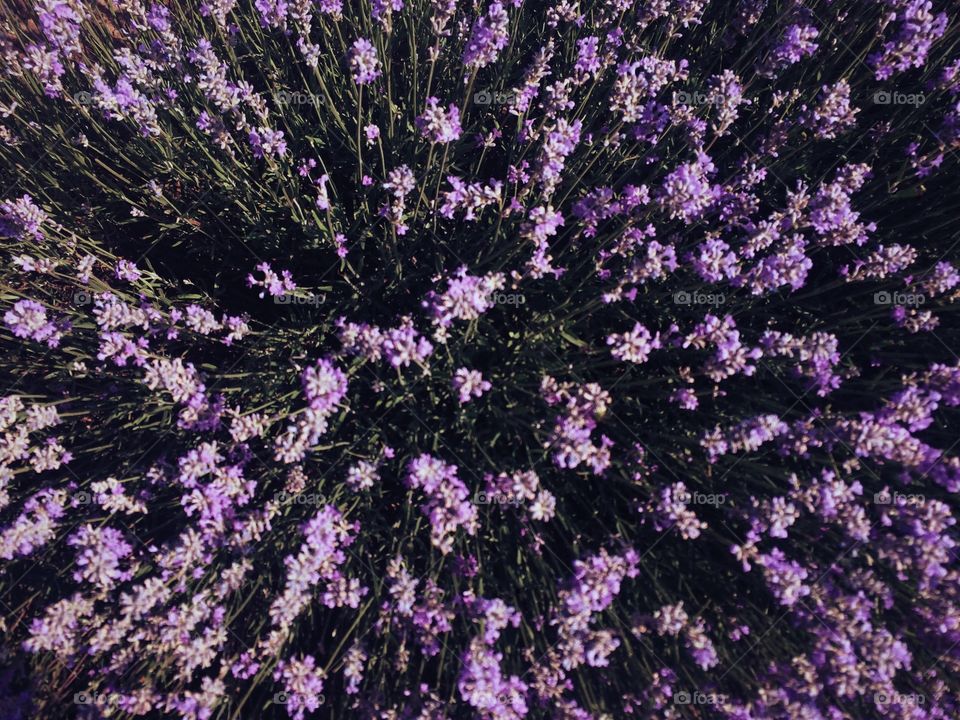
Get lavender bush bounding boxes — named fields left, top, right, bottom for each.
left=1, top=0, right=959, bottom=718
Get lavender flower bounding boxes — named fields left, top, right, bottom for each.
left=462, top=3, right=510, bottom=69
left=4, top=299, right=66, bottom=347
left=349, top=38, right=381, bottom=85
left=416, top=97, right=462, bottom=143
left=452, top=367, right=491, bottom=403
left=0, top=195, right=47, bottom=240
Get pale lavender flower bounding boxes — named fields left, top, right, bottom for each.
left=658, top=152, right=720, bottom=223
left=462, top=2, right=510, bottom=69
left=199, top=0, right=237, bottom=27
left=422, top=267, right=506, bottom=328
left=684, top=618, right=719, bottom=670
left=273, top=655, right=325, bottom=720
left=670, top=387, right=699, bottom=410
left=0, top=194, right=47, bottom=240
left=22, top=43, right=65, bottom=97
left=607, top=322, right=662, bottom=364
left=382, top=317, right=434, bottom=368
left=406, top=454, right=478, bottom=554
left=870, top=0, right=947, bottom=80
left=270, top=505, right=365, bottom=627
left=611, top=56, right=688, bottom=122
left=183, top=305, right=222, bottom=335
left=537, top=118, right=582, bottom=195
left=707, top=69, right=748, bottom=133
left=342, top=641, right=367, bottom=695
left=574, top=36, right=601, bottom=78
left=416, top=97, right=462, bottom=143
left=382, top=164, right=416, bottom=198
left=380, top=165, right=416, bottom=234
left=458, top=638, right=529, bottom=718
left=248, top=126, right=287, bottom=158
left=438, top=176, right=502, bottom=220
left=231, top=651, right=260, bottom=680
left=647, top=481, right=706, bottom=540
left=756, top=548, right=811, bottom=606
left=4, top=299, right=66, bottom=347
left=301, top=357, right=348, bottom=414
left=372, top=0, right=403, bottom=27
left=23, top=593, right=94, bottom=657
left=113, top=260, right=140, bottom=282
left=0, top=489, right=66, bottom=560
left=35, top=0, right=87, bottom=56
left=807, top=80, right=858, bottom=139
left=246, top=262, right=297, bottom=298
left=346, top=460, right=379, bottom=491
left=764, top=23, right=819, bottom=75
left=255, top=0, right=288, bottom=28
left=30, top=437, right=73, bottom=472
left=349, top=38, right=381, bottom=85
left=67, top=524, right=133, bottom=591
left=452, top=367, right=491, bottom=404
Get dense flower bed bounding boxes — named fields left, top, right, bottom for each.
left=1, top=0, right=959, bottom=718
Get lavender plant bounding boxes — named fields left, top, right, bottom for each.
left=1, top=0, right=959, bottom=718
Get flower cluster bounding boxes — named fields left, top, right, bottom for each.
left=1, top=0, right=959, bottom=718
